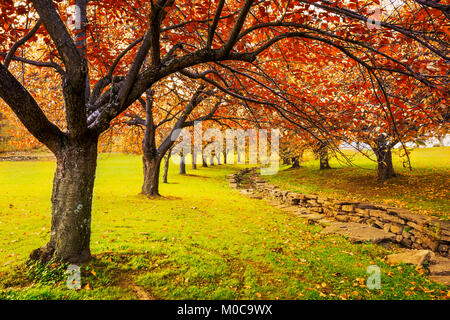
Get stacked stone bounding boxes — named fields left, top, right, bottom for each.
left=226, top=173, right=239, bottom=189
left=237, top=169, right=449, bottom=256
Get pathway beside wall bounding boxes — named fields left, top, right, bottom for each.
left=227, top=168, right=450, bottom=285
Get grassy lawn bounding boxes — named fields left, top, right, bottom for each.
left=0, top=153, right=448, bottom=300
left=266, top=147, right=449, bottom=220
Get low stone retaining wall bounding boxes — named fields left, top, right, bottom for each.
left=227, top=168, right=450, bottom=256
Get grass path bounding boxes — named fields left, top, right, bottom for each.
left=266, top=147, right=449, bottom=219
left=0, top=154, right=448, bottom=300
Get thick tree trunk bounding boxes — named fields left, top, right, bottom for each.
left=209, top=156, right=215, bottom=166
left=318, top=144, right=330, bottom=170
left=374, top=148, right=395, bottom=181
left=223, top=149, right=227, bottom=164
left=372, top=136, right=396, bottom=181
left=202, top=156, right=208, bottom=167
left=291, top=157, right=300, bottom=168
left=141, top=154, right=162, bottom=196
left=320, top=154, right=330, bottom=170
left=140, top=89, right=163, bottom=197
left=30, top=140, right=98, bottom=264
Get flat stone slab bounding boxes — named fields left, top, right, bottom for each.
left=322, top=222, right=396, bottom=244
left=302, top=214, right=325, bottom=221
left=429, top=257, right=450, bottom=276
left=282, top=206, right=302, bottom=213
left=386, top=250, right=433, bottom=266
left=430, top=275, right=450, bottom=286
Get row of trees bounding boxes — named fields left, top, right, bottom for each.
left=0, top=0, right=447, bottom=263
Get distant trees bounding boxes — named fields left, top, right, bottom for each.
left=125, top=81, right=221, bottom=196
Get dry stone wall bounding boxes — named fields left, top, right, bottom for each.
left=227, top=169, right=449, bottom=256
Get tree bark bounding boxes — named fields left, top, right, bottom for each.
left=163, top=151, right=171, bottom=183
left=192, top=150, right=197, bottom=169
left=140, top=89, right=162, bottom=197
left=179, top=150, right=186, bottom=175
left=202, top=156, right=208, bottom=167
left=141, top=154, right=162, bottom=196
left=30, top=139, right=98, bottom=264
left=318, top=144, right=330, bottom=170
left=223, top=149, right=227, bottom=164
left=282, top=157, right=291, bottom=165
left=374, top=148, right=395, bottom=181
left=372, top=135, right=396, bottom=181
left=291, top=157, right=300, bottom=168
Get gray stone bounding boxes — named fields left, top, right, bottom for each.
left=322, top=222, right=396, bottom=244
left=401, top=238, right=413, bottom=247
left=422, top=236, right=440, bottom=251
left=369, top=209, right=386, bottom=218
left=429, top=257, right=450, bottom=276
left=355, top=203, right=379, bottom=210
left=335, top=215, right=350, bottom=222
left=382, top=215, right=406, bottom=225
left=342, top=205, right=354, bottom=212
left=386, top=249, right=432, bottom=266
left=302, top=213, right=324, bottom=221
left=390, top=224, right=404, bottom=235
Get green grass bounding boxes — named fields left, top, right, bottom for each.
left=0, top=153, right=448, bottom=300
left=267, top=147, right=449, bottom=220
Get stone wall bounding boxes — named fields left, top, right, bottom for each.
left=227, top=169, right=449, bottom=256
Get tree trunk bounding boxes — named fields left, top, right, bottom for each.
left=317, top=143, right=330, bottom=170
left=141, top=154, right=162, bottom=196
left=320, top=153, right=330, bottom=170
left=163, top=152, right=171, bottom=183
left=373, top=136, right=396, bottom=181
left=140, top=89, right=162, bottom=197
left=202, top=156, right=208, bottom=167
left=210, top=156, right=215, bottom=166
left=192, top=151, right=197, bottom=169
left=375, top=148, right=395, bottom=181
left=179, top=151, right=186, bottom=175
left=291, top=157, right=300, bottom=168
left=223, top=149, right=227, bottom=164
left=30, top=140, right=98, bottom=264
